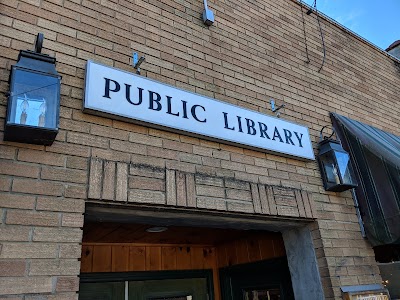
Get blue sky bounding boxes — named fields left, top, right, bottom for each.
left=302, top=0, right=399, bottom=50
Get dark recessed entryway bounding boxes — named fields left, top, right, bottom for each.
left=80, top=204, right=295, bottom=299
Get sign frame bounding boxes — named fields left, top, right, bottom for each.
left=83, top=60, right=315, bottom=161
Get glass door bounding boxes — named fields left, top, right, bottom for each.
left=79, top=270, right=213, bottom=300
left=129, top=277, right=208, bottom=300
left=79, top=282, right=125, bottom=300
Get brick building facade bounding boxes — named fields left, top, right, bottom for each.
left=0, top=0, right=399, bottom=299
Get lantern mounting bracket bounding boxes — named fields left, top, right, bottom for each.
left=34, top=33, right=44, bottom=54
left=133, top=52, right=145, bottom=75
left=270, top=99, right=285, bottom=118
left=319, top=125, right=336, bottom=141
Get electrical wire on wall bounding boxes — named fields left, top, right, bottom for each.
left=300, top=0, right=326, bottom=72
left=312, top=0, right=326, bottom=72
left=299, top=0, right=311, bottom=64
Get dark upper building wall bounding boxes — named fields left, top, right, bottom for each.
left=386, top=40, right=400, bottom=60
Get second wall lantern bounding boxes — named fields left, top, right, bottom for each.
left=4, top=33, right=61, bottom=146
left=317, top=126, right=358, bottom=192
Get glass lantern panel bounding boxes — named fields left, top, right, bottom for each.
left=335, top=151, right=355, bottom=185
left=9, top=69, right=59, bottom=129
left=320, top=151, right=341, bottom=184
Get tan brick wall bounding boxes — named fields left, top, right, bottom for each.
left=1, top=0, right=399, bottom=298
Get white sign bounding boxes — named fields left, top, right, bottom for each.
left=84, top=61, right=315, bottom=160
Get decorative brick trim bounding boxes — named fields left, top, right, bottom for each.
left=88, top=158, right=129, bottom=202
left=88, top=159, right=103, bottom=200
left=88, top=158, right=316, bottom=219
left=116, top=162, right=128, bottom=202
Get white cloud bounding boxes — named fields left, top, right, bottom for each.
left=333, top=10, right=364, bottom=32
left=300, top=0, right=364, bottom=33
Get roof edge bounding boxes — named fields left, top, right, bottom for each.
left=293, top=0, right=400, bottom=63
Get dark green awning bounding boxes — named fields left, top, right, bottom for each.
left=331, top=113, right=400, bottom=246
left=331, top=113, right=400, bottom=169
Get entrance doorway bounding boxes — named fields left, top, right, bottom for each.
left=79, top=219, right=294, bottom=300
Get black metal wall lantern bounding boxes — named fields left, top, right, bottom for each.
left=4, top=33, right=61, bottom=145
left=317, top=126, right=357, bottom=192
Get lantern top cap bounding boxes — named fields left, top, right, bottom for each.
left=18, top=33, right=55, bottom=64
left=18, top=50, right=55, bottom=64
left=318, top=137, right=346, bottom=154
left=13, top=33, right=59, bottom=76
left=15, top=50, right=59, bottom=76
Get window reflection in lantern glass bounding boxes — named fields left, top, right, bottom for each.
left=9, top=69, right=59, bottom=129
left=335, top=151, right=355, bottom=185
